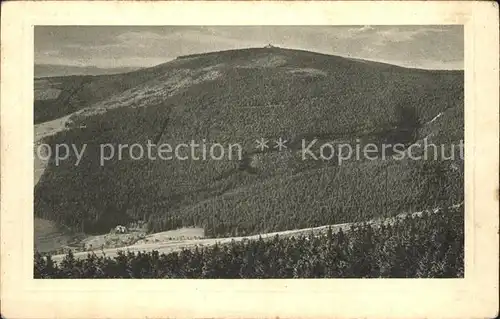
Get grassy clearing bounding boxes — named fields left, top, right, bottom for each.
left=34, top=218, right=85, bottom=253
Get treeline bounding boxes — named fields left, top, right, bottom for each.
left=35, top=206, right=463, bottom=278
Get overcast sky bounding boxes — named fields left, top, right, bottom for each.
left=35, top=26, right=463, bottom=71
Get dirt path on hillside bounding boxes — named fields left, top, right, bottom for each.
left=34, top=115, right=71, bottom=184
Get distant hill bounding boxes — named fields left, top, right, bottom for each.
left=35, top=64, right=140, bottom=78
left=34, top=47, right=464, bottom=236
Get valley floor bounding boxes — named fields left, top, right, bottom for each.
left=49, top=203, right=462, bottom=264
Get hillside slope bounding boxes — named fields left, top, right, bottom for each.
left=34, top=47, right=464, bottom=237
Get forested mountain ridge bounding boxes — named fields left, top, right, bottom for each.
left=34, top=47, right=464, bottom=238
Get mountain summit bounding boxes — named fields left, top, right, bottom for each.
left=34, top=47, right=463, bottom=238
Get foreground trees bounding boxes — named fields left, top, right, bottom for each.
left=35, top=206, right=463, bottom=279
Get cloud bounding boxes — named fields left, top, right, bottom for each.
left=38, top=49, right=61, bottom=56
left=373, top=26, right=447, bottom=43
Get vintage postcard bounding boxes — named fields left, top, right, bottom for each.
left=1, top=1, right=498, bottom=318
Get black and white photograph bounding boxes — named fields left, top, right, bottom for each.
left=1, top=2, right=499, bottom=318
left=32, top=25, right=466, bottom=279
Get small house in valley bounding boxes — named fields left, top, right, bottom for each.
left=114, top=225, right=128, bottom=234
